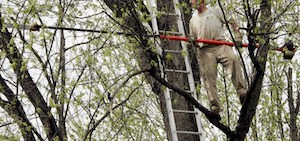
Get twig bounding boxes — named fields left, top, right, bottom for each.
left=82, top=84, right=142, bottom=141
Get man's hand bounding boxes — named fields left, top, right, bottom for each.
left=188, top=36, right=197, bottom=47
left=235, top=32, right=243, bottom=48
left=235, top=39, right=243, bottom=48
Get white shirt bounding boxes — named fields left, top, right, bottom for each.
left=189, top=7, right=231, bottom=47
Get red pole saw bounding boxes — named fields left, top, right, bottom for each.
left=10, top=23, right=296, bottom=59
left=159, top=35, right=296, bottom=59
left=159, top=35, right=249, bottom=47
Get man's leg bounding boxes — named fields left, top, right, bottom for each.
left=198, top=47, right=221, bottom=112
left=217, top=45, right=247, bottom=97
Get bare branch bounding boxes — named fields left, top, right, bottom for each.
left=110, top=69, right=149, bottom=100
left=82, top=84, right=142, bottom=140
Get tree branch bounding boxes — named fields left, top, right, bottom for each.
left=295, top=91, right=300, bottom=116
left=0, top=18, right=61, bottom=140
left=110, top=69, right=149, bottom=100
left=233, top=0, right=271, bottom=140
left=82, top=84, right=142, bottom=140
left=148, top=67, right=234, bottom=137
left=0, top=74, right=44, bottom=141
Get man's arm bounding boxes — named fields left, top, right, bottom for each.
left=230, top=19, right=240, bottom=33
left=229, top=19, right=243, bottom=47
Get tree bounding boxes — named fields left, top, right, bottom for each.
left=102, top=0, right=300, bottom=140
left=0, top=0, right=164, bottom=140
left=0, top=0, right=300, bottom=140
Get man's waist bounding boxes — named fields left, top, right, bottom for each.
left=198, top=44, right=216, bottom=48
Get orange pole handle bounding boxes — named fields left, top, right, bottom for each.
left=160, top=35, right=255, bottom=48
left=159, top=35, right=296, bottom=52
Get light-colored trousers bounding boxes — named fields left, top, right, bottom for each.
left=198, top=45, right=247, bottom=112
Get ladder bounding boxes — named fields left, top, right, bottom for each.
left=147, top=0, right=205, bottom=140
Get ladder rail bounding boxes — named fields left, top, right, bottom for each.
left=173, top=1, right=205, bottom=140
left=148, top=1, right=179, bottom=141
left=148, top=0, right=205, bottom=140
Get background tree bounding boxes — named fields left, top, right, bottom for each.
left=0, top=0, right=299, bottom=140
left=0, top=0, right=165, bottom=140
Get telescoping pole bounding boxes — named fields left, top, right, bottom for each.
left=29, top=23, right=247, bottom=47
left=159, top=35, right=296, bottom=54
left=26, top=23, right=296, bottom=54
left=159, top=35, right=248, bottom=47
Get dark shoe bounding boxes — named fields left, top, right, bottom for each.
left=239, top=93, right=247, bottom=105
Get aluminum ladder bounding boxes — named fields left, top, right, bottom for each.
left=147, top=0, right=205, bottom=140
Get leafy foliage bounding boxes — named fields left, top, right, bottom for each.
left=0, top=0, right=164, bottom=140
left=0, top=0, right=299, bottom=140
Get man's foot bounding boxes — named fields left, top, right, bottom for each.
left=239, top=93, right=247, bottom=105
left=210, top=105, right=221, bottom=121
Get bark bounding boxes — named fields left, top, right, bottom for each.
left=0, top=75, right=36, bottom=141
left=287, top=68, right=299, bottom=141
left=276, top=91, right=285, bottom=140
left=0, top=21, right=61, bottom=140
left=149, top=67, right=233, bottom=135
left=58, top=29, right=67, bottom=140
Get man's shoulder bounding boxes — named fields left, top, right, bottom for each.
left=208, top=6, right=222, bottom=13
left=189, top=10, right=198, bottom=20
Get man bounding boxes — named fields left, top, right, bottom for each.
left=189, top=0, right=247, bottom=120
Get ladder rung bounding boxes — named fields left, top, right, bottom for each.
left=164, top=69, right=189, bottom=73
left=164, top=50, right=181, bottom=53
left=177, top=131, right=203, bottom=135
left=169, top=89, right=193, bottom=94
left=159, top=30, right=182, bottom=35
left=173, top=110, right=198, bottom=114
left=148, top=0, right=205, bottom=139
left=161, top=12, right=179, bottom=16
left=184, top=90, right=193, bottom=94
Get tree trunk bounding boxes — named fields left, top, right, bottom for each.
left=232, top=0, right=272, bottom=140
left=59, top=28, right=67, bottom=141
left=156, top=1, right=201, bottom=140
left=0, top=20, right=61, bottom=141
left=0, top=75, right=36, bottom=141
left=102, top=0, right=201, bottom=140
left=287, top=68, right=299, bottom=141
